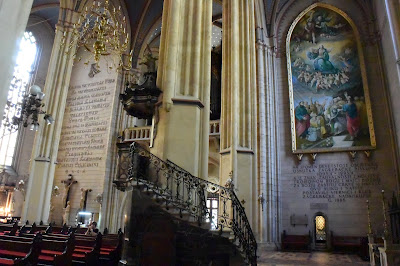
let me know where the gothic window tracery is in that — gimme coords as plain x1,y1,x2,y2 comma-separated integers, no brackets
0,32,38,167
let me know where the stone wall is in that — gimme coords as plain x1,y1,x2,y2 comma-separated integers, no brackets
372,0,400,164
271,0,399,246
52,50,120,226
11,16,55,217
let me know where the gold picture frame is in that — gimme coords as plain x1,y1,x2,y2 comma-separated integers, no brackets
287,3,376,154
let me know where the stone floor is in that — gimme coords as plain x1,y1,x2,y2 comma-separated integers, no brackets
257,251,369,266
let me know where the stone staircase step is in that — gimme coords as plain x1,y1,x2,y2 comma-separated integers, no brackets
130,177,249,265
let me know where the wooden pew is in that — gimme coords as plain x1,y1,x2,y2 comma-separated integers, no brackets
72,232,102,265
100,231,124,263
331,231,366,255
281,230,311,252
0,234,74,266
0,234,42,265
0,222,18,236
40,237,74,266
50,230,124,264
74,232,124,264
33,232,102,265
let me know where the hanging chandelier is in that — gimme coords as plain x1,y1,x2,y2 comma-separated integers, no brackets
4,85,54,132
62,0,133,71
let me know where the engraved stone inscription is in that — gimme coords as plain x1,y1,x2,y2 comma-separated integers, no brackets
57,79,116,170
292,163,380,203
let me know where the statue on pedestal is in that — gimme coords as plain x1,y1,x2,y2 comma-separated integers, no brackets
80,188,92,210
63,201,71,225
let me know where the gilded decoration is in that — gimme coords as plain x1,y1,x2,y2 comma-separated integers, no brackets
287,3,376,154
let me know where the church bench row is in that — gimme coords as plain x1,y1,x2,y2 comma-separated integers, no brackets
20,231,123,265
0,234,55,265
281,230,312,252
0,222,55,236
0,222,114,236
0,222,123,263
0,230,123,265
16,233,103,265
330,231,369,259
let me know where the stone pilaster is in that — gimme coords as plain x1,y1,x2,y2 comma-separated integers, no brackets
384,0,400,63
220,0,258,227
265,43,280,246
153,0,212,178
0,0,34,121
256,39,267,243
21,6,78,223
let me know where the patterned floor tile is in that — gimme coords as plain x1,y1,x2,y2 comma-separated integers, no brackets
257,251,369,266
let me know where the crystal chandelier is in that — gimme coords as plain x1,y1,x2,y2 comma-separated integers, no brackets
4,85,54,132
62,0,132,71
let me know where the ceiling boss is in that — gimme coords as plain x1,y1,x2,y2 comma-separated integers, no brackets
62,0,132,71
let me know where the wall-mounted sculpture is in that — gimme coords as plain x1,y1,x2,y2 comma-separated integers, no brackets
49,185,60,224
79,188,92,211
61,174,77,208
63,200,71,225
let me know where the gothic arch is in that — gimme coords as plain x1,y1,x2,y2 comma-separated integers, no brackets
273,0,373,56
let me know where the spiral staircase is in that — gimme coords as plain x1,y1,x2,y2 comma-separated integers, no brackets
114,143,257,265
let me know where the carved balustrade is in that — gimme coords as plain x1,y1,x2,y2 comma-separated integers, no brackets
209,120,220,136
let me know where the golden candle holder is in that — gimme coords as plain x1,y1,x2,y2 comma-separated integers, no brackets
367,199,372,235
381,190,389,237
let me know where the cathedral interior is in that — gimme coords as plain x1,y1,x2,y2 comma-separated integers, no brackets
0,0,399,265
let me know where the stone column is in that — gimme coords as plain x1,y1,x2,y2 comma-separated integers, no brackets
153,0,212,178
0,0,34,121
220,0,258,227
384,0,400,64
256,38,267,243
265,43,279,246
256,35,280,247
21,5,78,223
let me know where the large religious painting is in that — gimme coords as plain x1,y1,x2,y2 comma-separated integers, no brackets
287,3,376,154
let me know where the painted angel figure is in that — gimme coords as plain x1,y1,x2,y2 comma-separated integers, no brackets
304,12,316,44
315,14,332,34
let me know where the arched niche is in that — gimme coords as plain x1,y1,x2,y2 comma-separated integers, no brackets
286,3,376,154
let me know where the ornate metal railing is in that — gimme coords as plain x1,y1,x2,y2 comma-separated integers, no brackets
114,143,257,265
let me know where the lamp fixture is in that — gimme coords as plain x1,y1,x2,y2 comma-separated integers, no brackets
62,0,132,71
4,85,54,132
78,211,93,216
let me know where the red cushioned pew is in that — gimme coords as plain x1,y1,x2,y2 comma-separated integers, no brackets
0,233,74,266
47,229,123,265
73,231,124,264
0,222,18,236
17,232,98,265
26,232,102,265
0,234,41,265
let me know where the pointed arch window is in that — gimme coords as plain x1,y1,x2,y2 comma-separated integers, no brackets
0,32,38,166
